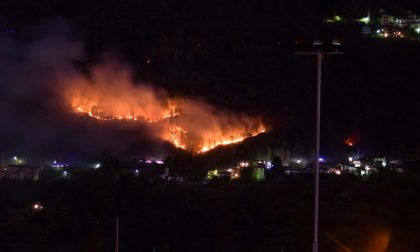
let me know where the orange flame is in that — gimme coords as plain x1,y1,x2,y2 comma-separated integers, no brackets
70,95,179,123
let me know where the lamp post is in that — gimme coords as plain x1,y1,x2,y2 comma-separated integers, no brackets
296,38,343,252
115,215,119,252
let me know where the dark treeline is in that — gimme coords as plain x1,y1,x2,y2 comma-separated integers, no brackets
0,170,420,251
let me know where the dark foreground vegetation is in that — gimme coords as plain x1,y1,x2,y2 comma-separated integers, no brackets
1,170,419,251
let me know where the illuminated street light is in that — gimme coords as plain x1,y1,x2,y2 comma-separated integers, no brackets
32,202,44,212
358,11,370,24
359,16,370,24
63,170,69,179
296,37,343,252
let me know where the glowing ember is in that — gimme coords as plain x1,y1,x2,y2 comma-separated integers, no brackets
344,137,358,147
345,139,354,146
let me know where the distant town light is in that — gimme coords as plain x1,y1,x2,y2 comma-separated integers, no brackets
382,161,387,167
239,161,249,167
325,15,342,23
297,159,302,164
94,163,101,169
207,169,219,179
32,202,44,211
135,169,139,176
359,16,370,24
416,26,420,34
318,158,324,162
13,156,17,161
349,157,353,162
313,39,323,46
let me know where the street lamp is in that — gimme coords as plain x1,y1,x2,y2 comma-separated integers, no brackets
32,202,44,212
295,37,343,252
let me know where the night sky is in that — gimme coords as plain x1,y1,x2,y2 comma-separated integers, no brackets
0,0,419,159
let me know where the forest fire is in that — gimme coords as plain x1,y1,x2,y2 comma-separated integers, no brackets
70,96,179,123
63,61,266,153
196,126,267,153
68,93,266,153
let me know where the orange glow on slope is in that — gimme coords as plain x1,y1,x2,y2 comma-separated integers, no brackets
69,95,266,153
69,91,178,123
197,126,266,153
161,123,266,153
66,84,266,153
62,61,266,153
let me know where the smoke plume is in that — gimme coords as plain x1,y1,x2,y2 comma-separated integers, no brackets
0,20,265,158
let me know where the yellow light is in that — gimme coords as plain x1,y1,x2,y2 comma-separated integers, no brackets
359,16,370,24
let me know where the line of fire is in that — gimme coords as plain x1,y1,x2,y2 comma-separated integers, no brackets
68,89,266,154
